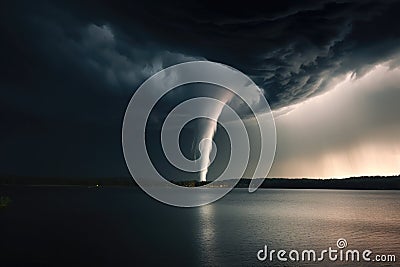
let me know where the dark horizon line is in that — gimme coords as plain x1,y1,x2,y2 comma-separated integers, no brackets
1,174,399,180
1,175,399,190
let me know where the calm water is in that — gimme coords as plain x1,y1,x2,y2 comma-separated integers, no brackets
0,187,399,266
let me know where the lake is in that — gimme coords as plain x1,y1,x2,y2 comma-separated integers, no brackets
0,187,399,266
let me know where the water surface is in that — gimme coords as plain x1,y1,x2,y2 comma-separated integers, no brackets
0,187,399,266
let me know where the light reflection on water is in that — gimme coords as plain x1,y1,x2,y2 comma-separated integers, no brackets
197,203,218,266
0,187,398,266
196,189,400,266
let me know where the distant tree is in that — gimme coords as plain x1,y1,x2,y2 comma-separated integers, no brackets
0,196,11,209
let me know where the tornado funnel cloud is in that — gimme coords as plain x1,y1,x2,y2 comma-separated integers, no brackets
196,92,233,182
198,123,217,182
122,61,276,207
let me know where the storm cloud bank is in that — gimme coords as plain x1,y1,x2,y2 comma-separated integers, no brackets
1,1,400,178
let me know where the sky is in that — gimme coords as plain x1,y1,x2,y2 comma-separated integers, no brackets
1,0,400,179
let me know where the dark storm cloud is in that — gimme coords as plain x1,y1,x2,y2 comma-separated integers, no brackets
58,0,400,108
0,1,201,177
2,0,400,113
1,0,400,177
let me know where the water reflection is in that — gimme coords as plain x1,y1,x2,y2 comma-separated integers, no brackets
194,189,400,266
1,187,398,266
197,203,218,265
